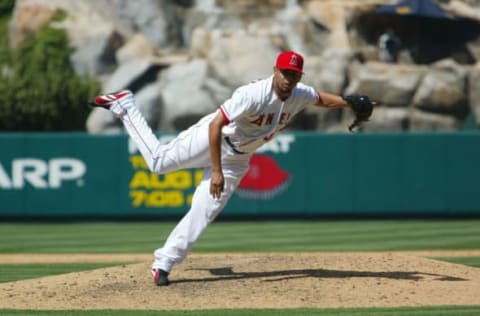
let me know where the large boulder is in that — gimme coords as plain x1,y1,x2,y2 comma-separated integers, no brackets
303,48,353,94
345,62,425,107
115,33,159,65
362,107,409,132
103,0,193,50
8,0,57,48
184,9,244,55
102,58,166,93
207,30,280,88
412,59,469,117
134,83,164,131
273,2,330,55
409,109,459,131
469,63,480,123
86,108,121,135
157,58,228,130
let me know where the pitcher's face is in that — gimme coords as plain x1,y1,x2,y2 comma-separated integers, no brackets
273,67,302,98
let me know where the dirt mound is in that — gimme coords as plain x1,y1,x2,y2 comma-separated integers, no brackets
1,253,479,310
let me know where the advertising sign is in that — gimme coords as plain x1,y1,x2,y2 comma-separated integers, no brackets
1,133,480,218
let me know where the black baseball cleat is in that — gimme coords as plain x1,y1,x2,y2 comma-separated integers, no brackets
89,90,132,109
152,268,170,286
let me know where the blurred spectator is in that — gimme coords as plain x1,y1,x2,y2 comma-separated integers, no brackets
378,28,402,63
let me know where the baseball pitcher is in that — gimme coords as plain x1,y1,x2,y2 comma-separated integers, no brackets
90,51,376,286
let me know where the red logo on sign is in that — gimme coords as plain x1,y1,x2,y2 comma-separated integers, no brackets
237,154,290,200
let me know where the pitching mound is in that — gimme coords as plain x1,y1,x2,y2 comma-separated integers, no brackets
1,252,479,310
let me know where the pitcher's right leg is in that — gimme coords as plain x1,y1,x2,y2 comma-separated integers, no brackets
90,90,161,171
151,159,249,286
152,169,228,274
90,90,211,174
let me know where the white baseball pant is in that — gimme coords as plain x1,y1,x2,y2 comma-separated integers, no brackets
111,93,251,272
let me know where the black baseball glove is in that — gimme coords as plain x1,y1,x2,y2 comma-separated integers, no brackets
343,95,376,132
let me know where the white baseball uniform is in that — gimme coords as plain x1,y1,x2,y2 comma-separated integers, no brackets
111,75,320,273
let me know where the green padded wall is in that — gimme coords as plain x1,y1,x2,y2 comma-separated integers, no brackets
0,132,479,218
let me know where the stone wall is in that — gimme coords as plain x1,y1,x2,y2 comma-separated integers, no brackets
8,0,480,133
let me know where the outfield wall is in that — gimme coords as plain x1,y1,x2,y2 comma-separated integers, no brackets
0,132,479,218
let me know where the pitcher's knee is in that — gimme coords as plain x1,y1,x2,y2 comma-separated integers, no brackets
206,203,225,223
150,156,161,173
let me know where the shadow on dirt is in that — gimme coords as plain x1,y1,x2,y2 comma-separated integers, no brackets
174,267,468,284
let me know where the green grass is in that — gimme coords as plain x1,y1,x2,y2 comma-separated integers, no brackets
0,220,479,253
433,257,480,268
1,220,479,316
0,263,128,283
1,306,480,315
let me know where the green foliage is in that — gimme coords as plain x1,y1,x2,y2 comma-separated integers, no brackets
0,0,14,16
0,10,11,66
0,10,100,131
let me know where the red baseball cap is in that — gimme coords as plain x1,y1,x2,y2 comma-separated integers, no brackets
275,51,304,74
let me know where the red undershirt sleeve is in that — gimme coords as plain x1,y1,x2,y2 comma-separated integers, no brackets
219,106,231,124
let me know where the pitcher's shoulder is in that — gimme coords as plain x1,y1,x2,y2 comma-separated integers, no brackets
236,76,272,100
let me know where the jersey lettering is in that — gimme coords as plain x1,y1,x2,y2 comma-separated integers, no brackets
250,114,265,126
264,133,275,141
250,112,292,127
279,112,290,125
265,113,275,125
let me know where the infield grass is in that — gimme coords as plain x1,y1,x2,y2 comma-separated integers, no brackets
1,306,480,315
433,256,480,268
0,220,479,253
1,220,479,316
0,263,130,283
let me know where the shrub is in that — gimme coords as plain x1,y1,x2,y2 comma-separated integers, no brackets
0,0,14,16
0,9,100,131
